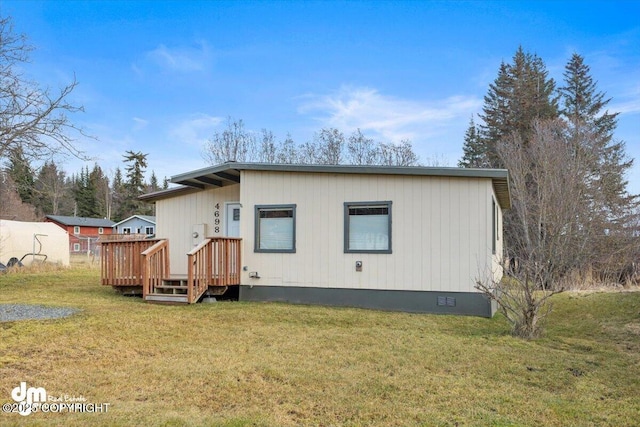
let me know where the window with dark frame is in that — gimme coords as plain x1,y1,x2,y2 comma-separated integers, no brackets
344,201,392,253
255,204,296,253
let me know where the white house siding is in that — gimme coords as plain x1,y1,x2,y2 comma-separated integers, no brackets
491,186,505,285
240,170,501,293
155,184,240,275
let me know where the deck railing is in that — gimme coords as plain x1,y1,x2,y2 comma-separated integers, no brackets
101,237,241,304
187,237,242,303
141,239,170,298
101,239,161,286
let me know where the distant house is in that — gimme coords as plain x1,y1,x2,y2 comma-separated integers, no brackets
45,215,115,254
112,215,156,237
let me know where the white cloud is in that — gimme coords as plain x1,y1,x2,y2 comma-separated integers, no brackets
132,117,149,131
611,84,640,115
169,113,223,146
297,85,481,143
142,41,212,73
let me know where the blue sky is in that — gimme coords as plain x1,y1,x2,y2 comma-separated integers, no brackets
3,1,639,193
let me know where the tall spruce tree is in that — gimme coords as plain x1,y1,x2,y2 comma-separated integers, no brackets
458,117,486,167
89,164,110,218
120,151,149,218
73,166,99,217
477,47,559,167
560,53,636,217
559,54,638,270
33,160,71,216
6,147,34,205
111,167,127,221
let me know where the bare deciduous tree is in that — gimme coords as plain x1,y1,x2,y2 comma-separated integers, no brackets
0,171,37,221
297,140,321,165
202,120,422,167
0,17,87,162
202,117,256,164
276,134,298,164
379,140,419,166
316,128,345,165
258,129,277,163
476,119,606,339
346,128,379,165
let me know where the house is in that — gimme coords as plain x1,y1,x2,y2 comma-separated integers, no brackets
0,220,70,267
46,215,115,254
112,215,156,237
101,162,510,317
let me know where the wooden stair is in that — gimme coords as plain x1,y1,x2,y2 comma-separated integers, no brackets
144,277,189,304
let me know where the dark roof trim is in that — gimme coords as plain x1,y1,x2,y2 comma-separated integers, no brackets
151,162,511,208
139,185,200,202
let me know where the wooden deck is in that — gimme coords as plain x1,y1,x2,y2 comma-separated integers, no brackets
100,237,241,304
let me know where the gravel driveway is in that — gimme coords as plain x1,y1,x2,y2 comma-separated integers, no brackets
0,304,79,322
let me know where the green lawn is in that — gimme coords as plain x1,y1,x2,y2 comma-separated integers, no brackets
0,266,638,426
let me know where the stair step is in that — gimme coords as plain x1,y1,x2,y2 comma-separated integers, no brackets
155,284,188,289
145,294,189,303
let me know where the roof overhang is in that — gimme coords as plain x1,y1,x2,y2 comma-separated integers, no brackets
142,162,511,208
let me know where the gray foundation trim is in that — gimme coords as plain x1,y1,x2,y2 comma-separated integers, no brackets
239,285,496,317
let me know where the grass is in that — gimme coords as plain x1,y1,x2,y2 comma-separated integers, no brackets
0,267,639,426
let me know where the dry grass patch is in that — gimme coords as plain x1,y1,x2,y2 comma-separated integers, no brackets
0,267,639,426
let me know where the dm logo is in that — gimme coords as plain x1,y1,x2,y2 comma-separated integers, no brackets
11,382,47,416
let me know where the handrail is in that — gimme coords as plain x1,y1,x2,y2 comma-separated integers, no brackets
211,237,242,287
101,237,240,304
187,238,212,303
141,239,170,298
187,237,242,303
100,239,161,286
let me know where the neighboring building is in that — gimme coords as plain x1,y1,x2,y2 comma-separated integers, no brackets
134,162,510,317
0,220,70,267
45,215,115,254
112,215,156,237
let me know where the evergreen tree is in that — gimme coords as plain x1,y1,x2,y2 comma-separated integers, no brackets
6,147,34,205
111,167,127,221
478,47,559,167
89,164,110,218
149,170,159,192
120,151,149,218
559,53,637,235
560,53,633,201
458,117,486,167
73,166,100,217
33,160,71,215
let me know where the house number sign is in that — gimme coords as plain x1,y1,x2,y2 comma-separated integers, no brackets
214,203,221,234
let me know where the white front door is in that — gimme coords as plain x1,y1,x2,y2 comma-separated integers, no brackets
225,203,241,237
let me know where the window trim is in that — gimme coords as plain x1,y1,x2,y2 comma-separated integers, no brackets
344,201,392,254
73,243,81,252
98,227,104,235
145,226,155,235
73,226,80,235
254,204,296,253
122,227,131,235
